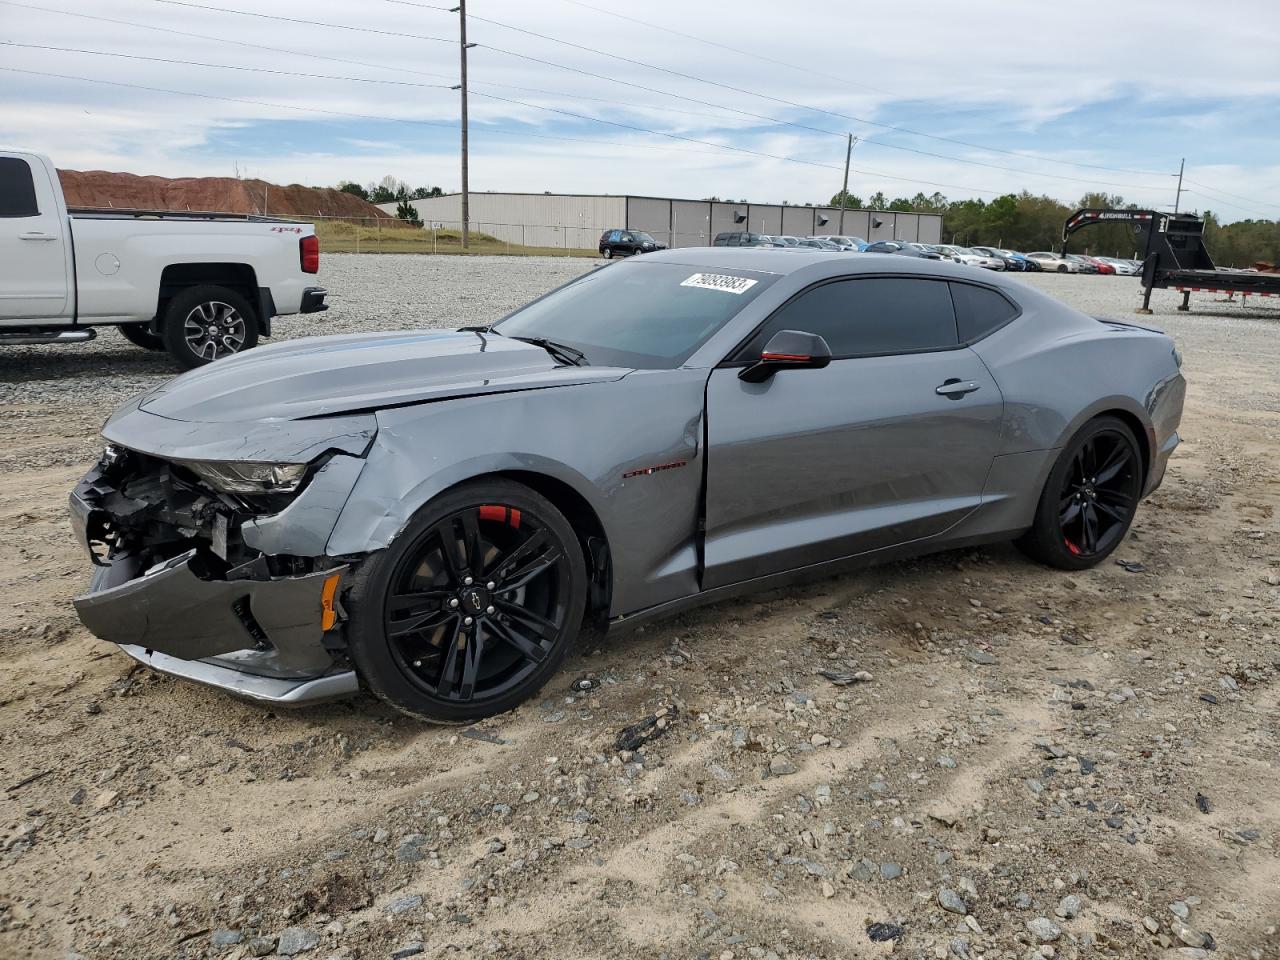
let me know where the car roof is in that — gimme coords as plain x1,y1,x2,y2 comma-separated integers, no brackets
636,246,998,282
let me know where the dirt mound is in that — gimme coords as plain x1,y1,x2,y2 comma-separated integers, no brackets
57,169,393,220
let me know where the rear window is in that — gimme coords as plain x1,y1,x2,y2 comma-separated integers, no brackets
950,282,1020,342
0,157,39,217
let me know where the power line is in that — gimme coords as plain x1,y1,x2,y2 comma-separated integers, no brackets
0,41,455,92
385,0,1175,180
554,0,896,98
0,66,843,170
111,0,1171,192
1184,180,1280,212
0,6,759,130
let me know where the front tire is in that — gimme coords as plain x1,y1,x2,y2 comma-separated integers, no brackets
343,479,588,723
117,323,165,351
1015,416,1143,570
161,285,258,370
1057,264,1068,273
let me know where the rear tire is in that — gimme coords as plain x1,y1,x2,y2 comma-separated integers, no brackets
117,323,165,351
161,285,258,370
1015,416,1143,570
602,248,613,259
343,479,588,723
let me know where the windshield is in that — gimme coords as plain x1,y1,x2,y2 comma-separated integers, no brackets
492,261,776,369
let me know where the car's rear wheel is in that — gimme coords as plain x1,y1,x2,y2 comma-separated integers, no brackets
602,247,613,259
161,285,259,370
118,323,165,351
343,479,587,723
1016,416,1143,570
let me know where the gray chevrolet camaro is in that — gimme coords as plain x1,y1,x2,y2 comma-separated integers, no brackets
70,249,1185,722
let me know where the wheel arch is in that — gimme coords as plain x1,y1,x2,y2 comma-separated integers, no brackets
156,263,268,333
327,454,616,620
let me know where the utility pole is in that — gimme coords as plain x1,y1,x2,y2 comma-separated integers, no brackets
1173,157,1185,214
837,135,856,234
452,1,472,248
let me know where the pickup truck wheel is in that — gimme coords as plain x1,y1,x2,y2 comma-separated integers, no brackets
117,324,165,351
161,285,258,369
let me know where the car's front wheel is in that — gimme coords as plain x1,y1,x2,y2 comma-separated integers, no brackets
1015,416,1143,570
343,479,587,722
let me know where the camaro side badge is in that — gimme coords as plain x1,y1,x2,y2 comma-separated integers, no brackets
622,460,688,480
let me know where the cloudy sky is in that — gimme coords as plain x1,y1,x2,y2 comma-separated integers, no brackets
2,0,1278,221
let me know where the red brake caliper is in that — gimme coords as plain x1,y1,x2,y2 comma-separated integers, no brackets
478,505,521,528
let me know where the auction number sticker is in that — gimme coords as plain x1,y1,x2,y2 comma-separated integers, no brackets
680,273,758,295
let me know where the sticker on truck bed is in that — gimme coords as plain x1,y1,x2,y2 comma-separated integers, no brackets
680,273,758,294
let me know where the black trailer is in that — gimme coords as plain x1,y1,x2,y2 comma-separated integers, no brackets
1063,208,1280,314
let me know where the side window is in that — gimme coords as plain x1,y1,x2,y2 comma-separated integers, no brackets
737,278,958,360
950,282,1020,342
0,157,40,218
607,230,620,242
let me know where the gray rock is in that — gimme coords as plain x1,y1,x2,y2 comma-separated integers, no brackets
1026,918,1062,943
965,649,998,665
390,945,425,959
1173,923,1207,948
246,936,276,957
847,858,877,882
210,929,243,947
949,937,972,958
938,887,967,915
395,843,425,863
1169,901,1190,920
276,927,321,955
879,862,903,880
386,895,422,915
1056,894,1083,919
768,756,799,777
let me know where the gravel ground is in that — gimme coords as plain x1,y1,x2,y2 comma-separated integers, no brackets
2,256,1279,960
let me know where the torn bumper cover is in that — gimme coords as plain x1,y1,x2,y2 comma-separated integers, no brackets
69,451,363,706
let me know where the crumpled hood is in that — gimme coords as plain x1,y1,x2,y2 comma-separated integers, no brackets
139,330,629,423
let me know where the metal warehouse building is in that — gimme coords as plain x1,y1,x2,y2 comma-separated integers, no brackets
379,192,943,250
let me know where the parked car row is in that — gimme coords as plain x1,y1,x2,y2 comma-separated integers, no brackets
603,228,1140,276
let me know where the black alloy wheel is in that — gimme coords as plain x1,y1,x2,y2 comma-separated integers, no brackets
345,480,587,722
1016,417,1143,570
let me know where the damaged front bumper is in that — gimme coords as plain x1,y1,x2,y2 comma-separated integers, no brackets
69,449,364,706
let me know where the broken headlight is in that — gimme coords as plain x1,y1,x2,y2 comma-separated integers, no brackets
176,460,309,495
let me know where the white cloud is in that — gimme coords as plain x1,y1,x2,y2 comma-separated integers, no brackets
1,0,1277,218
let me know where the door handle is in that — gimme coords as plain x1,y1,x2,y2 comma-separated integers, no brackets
18,232,57,241
936,379,981,398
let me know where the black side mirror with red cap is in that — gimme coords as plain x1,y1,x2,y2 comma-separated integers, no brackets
739,329,833,383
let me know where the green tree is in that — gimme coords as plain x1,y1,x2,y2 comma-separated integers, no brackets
829,189,864,209
337,180,368,201
394,198,422,227
410,186,443,200
867,191,889,211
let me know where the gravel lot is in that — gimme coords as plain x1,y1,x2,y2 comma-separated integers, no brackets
2,256,1279,960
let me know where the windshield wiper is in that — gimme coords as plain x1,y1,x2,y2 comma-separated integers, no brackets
511,336,588,366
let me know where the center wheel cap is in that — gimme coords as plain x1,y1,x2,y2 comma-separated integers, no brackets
459,586,490,615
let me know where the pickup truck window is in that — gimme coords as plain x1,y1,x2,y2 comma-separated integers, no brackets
0,157,39,218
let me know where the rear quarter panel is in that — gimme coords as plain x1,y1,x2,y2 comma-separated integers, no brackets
69,219,313,323
969,286,1184,478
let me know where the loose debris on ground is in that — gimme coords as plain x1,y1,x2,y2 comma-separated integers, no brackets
1,264,1278,959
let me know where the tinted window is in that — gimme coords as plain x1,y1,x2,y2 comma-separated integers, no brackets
0,157,39,217
950,282,1019,342
494,262,776,369
738,278,958,359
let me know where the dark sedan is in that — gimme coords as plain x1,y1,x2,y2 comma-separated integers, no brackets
863,240,943,259
599,229,666,259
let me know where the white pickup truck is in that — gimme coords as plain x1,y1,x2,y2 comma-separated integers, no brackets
0,151,328,368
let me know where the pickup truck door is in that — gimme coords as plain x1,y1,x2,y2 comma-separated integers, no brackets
0,155,69,322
